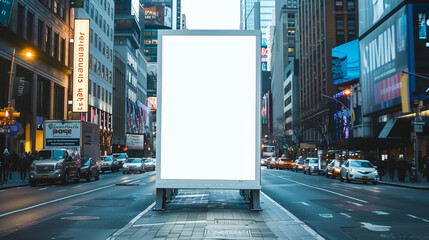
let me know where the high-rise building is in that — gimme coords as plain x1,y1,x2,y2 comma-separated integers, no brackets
241,0,275,44
298,0,357,153
75,0,115,155
0,0,73,153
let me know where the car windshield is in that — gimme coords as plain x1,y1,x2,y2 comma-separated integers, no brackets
81,158,91,166
350,161,373,168
38,150,65,160
144,159,153,163
126,159,141,163
309,159,318,164
113,154,127,159
334,161,344,167
104,156,112,162
299,160,304,164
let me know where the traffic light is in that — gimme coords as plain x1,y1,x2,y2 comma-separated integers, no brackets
0,107,20,125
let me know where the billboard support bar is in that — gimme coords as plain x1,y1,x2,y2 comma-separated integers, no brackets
154,188,166,211
250,190,262,211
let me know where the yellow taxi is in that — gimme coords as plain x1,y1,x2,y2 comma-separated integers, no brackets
277,157,294,170
325,159,345,179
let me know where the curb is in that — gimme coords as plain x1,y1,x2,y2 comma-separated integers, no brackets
379,181,429,190
0,183,28,190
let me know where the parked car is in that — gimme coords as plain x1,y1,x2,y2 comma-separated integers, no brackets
122,158,145,174
340,159,379,184
325,159,345,179
267,157,278,169
277,157,294,170
101,155,119,173
80,157,100,182
112,153,128,168
29,149,81,186
143,158,156,171
260,158,269,166
292,159,305,172
303,157,321,175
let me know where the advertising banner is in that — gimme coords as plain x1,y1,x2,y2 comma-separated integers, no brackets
412,4,429,96
72,19,90,112
45,122,81,147
332,40,360,85
156,30,261,189
144,3,172,28
0,0,14,26
126,134,144,150
360,6,408,116
359,0,404,36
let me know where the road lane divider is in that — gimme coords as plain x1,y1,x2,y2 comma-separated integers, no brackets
0,185,113,218
277,176,368,204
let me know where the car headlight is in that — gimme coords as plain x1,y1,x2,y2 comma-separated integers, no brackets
56,162,64,169
136,164,142,168
373,170,378,174
350,168,355,173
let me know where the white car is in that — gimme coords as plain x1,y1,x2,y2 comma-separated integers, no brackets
121,158,145,174
340,159,379,184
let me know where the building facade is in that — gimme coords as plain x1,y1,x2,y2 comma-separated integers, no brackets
75,0,115,156
0,0,73,154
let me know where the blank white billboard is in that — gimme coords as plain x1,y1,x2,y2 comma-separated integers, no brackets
157,30,260,187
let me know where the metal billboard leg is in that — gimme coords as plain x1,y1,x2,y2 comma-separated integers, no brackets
250,190,262,211
244,189,250,204
154,188,166,211
166,188,174,203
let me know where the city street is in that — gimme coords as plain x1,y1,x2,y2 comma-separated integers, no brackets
0,171,157,240
262,167,429,240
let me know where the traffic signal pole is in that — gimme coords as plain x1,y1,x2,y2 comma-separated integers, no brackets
5,48,15,149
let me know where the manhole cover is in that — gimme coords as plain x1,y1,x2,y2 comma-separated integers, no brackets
61,216,100,221
204,229,250,239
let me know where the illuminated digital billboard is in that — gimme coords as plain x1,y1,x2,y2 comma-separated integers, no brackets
332,39,359,85
144,3,172,28
73,19,90,112
359,0,404,36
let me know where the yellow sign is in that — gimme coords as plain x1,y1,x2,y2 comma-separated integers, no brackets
400,72,410,113
72,19,90,112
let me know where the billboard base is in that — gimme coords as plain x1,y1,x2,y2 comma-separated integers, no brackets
154,188,262,211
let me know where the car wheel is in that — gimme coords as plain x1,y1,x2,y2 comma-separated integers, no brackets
372,181,377,185
346,173,351,183
29,179,37,186
86,172,91,182
62,172,69,185
74,171,80,183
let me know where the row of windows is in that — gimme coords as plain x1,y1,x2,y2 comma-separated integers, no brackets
90,29,113,63
89,54,113,84
40,0,66,21
17,4,67,65
335,0,356,12
89,80,112,105
85,1,114,41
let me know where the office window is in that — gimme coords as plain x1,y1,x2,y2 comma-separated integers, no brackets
95,9,98,23
94,57,97,72
98,62,101,75
109,92,111,105
54,32,59,61
347,0,355,11
102,64,105,78
60,38,65,64
17,4,25,37
38,20,44,49
89,54,93,69
90,29,93,44
46,26,52,55
90,4,94,19
288,47,295,53
98,85,100,99
99,38,102,51
102,87,104,101
93,82,96,96
106,89,108,102
335,1,343,11
94,33,98,48
89,80,92,95
27,11,34,42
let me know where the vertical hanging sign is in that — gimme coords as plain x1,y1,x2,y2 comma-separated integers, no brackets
0,0,14,26
73,19,90,112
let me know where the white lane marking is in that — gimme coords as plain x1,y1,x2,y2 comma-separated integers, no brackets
319,214,333,218
407,214,429,222
133,220,208,227
277,176,368,203
372,211,389,216
299,202,310,206
347,201,363,207
121,180,132,183
38,188,48,191
56,189,66,193
0,185,112,218
340,213,352,218
360,222,391,232
261,192,325,240
106,202,156,240
72,185,85,189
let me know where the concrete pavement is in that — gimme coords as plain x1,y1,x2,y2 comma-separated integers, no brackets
0,171,28,189
107,189,324,240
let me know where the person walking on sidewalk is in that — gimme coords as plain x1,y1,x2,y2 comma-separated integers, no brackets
376,158,384,181
2,149,11,182
18,153,29,182
423,155,429,182
388,155,396,181
397,156,407,182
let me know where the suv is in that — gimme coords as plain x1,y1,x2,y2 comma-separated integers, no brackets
29,149,81,186
112,153,128,168
303,157,320,175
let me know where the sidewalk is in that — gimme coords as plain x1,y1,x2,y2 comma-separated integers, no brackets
108,189,324,240
0,171,29,189
378,172,429,190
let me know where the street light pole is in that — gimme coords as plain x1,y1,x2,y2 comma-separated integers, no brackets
5,48,16,149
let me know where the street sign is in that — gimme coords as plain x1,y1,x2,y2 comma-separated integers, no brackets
0,126,10,134
412,121,425,133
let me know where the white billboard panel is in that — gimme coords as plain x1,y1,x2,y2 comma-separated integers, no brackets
156,30,261,189
73,19,90,112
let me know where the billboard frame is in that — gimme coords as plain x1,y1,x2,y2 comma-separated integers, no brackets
155,30,261,210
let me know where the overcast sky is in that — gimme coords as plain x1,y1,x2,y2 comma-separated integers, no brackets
181,0,240,30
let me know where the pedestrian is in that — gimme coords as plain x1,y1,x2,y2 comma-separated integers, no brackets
18,152,28,182
376,158,384,181
0,153,3,185
397,156,407,182
422,155,429,182
388,155,396,181
2,149,11,182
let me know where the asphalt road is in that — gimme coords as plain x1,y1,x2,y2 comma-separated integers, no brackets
0,170,157,240
261,167,429,240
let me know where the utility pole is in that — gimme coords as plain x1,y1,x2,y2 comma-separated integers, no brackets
5,48,16,149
